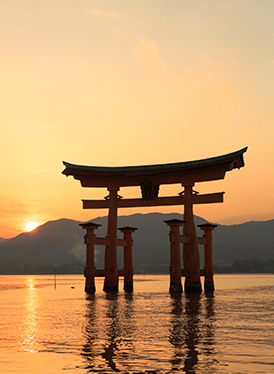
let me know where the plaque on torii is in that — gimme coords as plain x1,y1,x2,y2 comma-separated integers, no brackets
62,147,247,293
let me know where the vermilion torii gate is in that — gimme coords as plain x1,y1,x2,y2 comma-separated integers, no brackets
62,147,247,293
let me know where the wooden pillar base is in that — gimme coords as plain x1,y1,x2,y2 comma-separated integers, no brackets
124,282,133,292
169,283,183,293
185,282,202,294
103,284,118,292
103,276,119,292
85,273,96,294
85,283,96,293
204,282,215,293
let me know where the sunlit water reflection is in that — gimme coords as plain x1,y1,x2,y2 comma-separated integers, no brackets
0,274,274,373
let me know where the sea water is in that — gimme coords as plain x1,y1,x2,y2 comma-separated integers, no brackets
0,274,274,373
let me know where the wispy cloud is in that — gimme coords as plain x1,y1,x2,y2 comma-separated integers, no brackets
134,39,168,70
198,53,222,70
89,8,119,19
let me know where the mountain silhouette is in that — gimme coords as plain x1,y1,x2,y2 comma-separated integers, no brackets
0,213,273,273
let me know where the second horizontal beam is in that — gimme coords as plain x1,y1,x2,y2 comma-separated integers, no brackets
83,192,224,209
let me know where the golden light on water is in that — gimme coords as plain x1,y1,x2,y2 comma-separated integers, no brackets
22,279,38,353
0,275,274,373
28,278,35,290
25,221,40,232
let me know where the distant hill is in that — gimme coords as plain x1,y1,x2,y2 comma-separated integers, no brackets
0,219,86,267
213,220,274,261
0,213,273,274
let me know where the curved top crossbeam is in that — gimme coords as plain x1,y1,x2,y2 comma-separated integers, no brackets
62,147,247,188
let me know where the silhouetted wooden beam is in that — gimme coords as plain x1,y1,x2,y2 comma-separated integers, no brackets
82,192,224,209
94,269,125,277
178,235,208,245
197,237,207,245
192,193,224,204
181,269,206,276
94,237,127,247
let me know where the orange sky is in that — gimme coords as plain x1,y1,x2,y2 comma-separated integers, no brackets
1,0,274,238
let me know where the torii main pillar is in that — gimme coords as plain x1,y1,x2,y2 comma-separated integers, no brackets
103,187,119,292
182,183,202,293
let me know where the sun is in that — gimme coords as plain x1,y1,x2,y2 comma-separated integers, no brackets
25,221,40,232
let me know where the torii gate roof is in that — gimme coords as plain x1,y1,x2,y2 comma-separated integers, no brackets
62,147,247,188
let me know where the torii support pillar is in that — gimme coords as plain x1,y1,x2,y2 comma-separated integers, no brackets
80,221,101,293
103,187,119,292
183,184,202,293
198,223,217,292
164,219,184,293
119,226,137,292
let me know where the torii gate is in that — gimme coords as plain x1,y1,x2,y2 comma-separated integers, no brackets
62,147,247,293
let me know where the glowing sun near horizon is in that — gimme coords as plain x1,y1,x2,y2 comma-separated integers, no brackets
25,221,40,232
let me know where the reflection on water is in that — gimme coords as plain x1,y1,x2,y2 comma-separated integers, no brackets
82,294,97,370
101,293,121,372
21,278,39,353
169,294,184,369
183,294,201,373
82,291,218,373
1,275,274,373
203,295,216,368
169,294,217,373
82,292,135,372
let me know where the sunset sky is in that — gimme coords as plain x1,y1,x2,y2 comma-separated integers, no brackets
1,0,274,238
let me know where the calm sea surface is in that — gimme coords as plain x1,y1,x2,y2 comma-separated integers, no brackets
0,274,274,373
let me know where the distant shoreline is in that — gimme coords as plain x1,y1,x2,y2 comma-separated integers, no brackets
1,257,274,275
1,269,274,276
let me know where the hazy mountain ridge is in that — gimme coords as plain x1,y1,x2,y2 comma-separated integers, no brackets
0,213,273,274
0,219,84,265
212,219,274,261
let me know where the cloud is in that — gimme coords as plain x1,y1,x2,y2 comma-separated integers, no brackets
89,8,119,19
69,243,85,262
199,54,222,70
134,39,169,70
